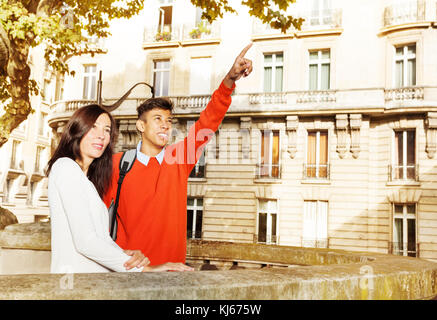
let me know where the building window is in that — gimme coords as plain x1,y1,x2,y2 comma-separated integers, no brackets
153,60,170,97
83,64,97,100
263,53,283,92
38,112,47,136
35,146,45,173
303,200,328,248
310,0,332,26
187,198,203,239
392,203,417,257
189,150,205,178
257,199,278,244
391,130,416,181
305,131,328,179
10,140,21,170
158,0,173,34
42,79,52,103
394,44,416,88
258,130,280,178
309,49,330,90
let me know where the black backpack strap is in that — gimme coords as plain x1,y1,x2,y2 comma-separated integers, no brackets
110,149,137,238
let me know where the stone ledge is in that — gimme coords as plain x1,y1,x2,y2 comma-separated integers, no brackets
0,222,50,250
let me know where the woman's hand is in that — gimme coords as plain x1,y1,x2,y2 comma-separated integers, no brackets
142,262,194,272
123,250,150,271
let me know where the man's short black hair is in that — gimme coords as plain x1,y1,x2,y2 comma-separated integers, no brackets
137,97,173,119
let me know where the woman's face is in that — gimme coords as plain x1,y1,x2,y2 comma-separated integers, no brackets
79,113,112,164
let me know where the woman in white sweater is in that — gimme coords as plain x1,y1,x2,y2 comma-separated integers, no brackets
46,104,149,273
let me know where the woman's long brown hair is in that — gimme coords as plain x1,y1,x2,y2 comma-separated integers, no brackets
46,104,117,199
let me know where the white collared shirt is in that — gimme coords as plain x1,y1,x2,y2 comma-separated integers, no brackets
136,141,165,166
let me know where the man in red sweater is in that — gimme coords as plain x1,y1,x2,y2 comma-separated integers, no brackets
103,44,253,271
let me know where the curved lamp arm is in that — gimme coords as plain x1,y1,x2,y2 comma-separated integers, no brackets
99,82,155,112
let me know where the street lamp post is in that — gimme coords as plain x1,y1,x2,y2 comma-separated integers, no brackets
96,70,154,112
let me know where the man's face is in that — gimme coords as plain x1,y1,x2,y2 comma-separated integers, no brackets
136,108,173,154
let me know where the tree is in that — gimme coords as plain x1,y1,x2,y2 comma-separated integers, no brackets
0,0,302,148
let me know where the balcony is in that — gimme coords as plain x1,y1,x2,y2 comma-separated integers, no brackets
302,238,328,249
381,0,430,33
251,8,342,41
384,86,424,102
249,92,287,105
143,23,220,48
296,90,336,103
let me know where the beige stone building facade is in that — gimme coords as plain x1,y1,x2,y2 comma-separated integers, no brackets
47,0,437,261
0,47,52,223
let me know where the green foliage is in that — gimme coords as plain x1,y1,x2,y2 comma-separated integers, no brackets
191,0,303,33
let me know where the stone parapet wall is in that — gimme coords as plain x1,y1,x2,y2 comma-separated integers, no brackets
0,223,437,299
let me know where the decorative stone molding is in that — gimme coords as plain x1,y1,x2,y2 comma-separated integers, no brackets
118,119,139,151
187,184,207,197
240,117,252,160
349,114,362,159
254,185,274,199
425,112,437,159
386,189,422,203
335,114,348,159
286,115,299,159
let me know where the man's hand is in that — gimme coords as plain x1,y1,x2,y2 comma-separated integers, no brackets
142,262,194,272
123,250,150,271
223,43,253,89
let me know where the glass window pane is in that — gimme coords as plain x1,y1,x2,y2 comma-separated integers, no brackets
407,131,415,164
187,198,194,206
271,213,277,242
259,200,267,213
395,61,403,87
195,210,203,239
321,50,330,59
407,219,416,256
197,198,203,207
394,204,403,214
394,218,403,254
258,212,267,243
162,71,169,96
264,67,272,92
408,58,416,86
187,209,193,238
407,204,415,214
321,63,330,90
269,200,277,212
309,65,318,90
396,47,403,56
309,51,318,60
275,66,283,92
276,54,283,63
264,54,272,63
407,45,415,55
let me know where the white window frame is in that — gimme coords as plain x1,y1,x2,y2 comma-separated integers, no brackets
258,130,280,178
392,203,417,257
302,200,328,248
394,44,416,87
305,130,329,178
309,0,332,26
187,198,203,239
83,64,97,100
153,60,170,97
263,53,283,93
308,49,330,90
257,199,278,245
391,129,416,181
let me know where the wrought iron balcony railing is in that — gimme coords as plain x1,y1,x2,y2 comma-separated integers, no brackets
388,164,419,182
303,163,330,180
389,241,418,257
189,164,205,179
256,163,281,179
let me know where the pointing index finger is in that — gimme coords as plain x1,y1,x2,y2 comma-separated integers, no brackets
237,43,253,59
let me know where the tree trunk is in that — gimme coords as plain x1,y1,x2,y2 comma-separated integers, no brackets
0,35,32,149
